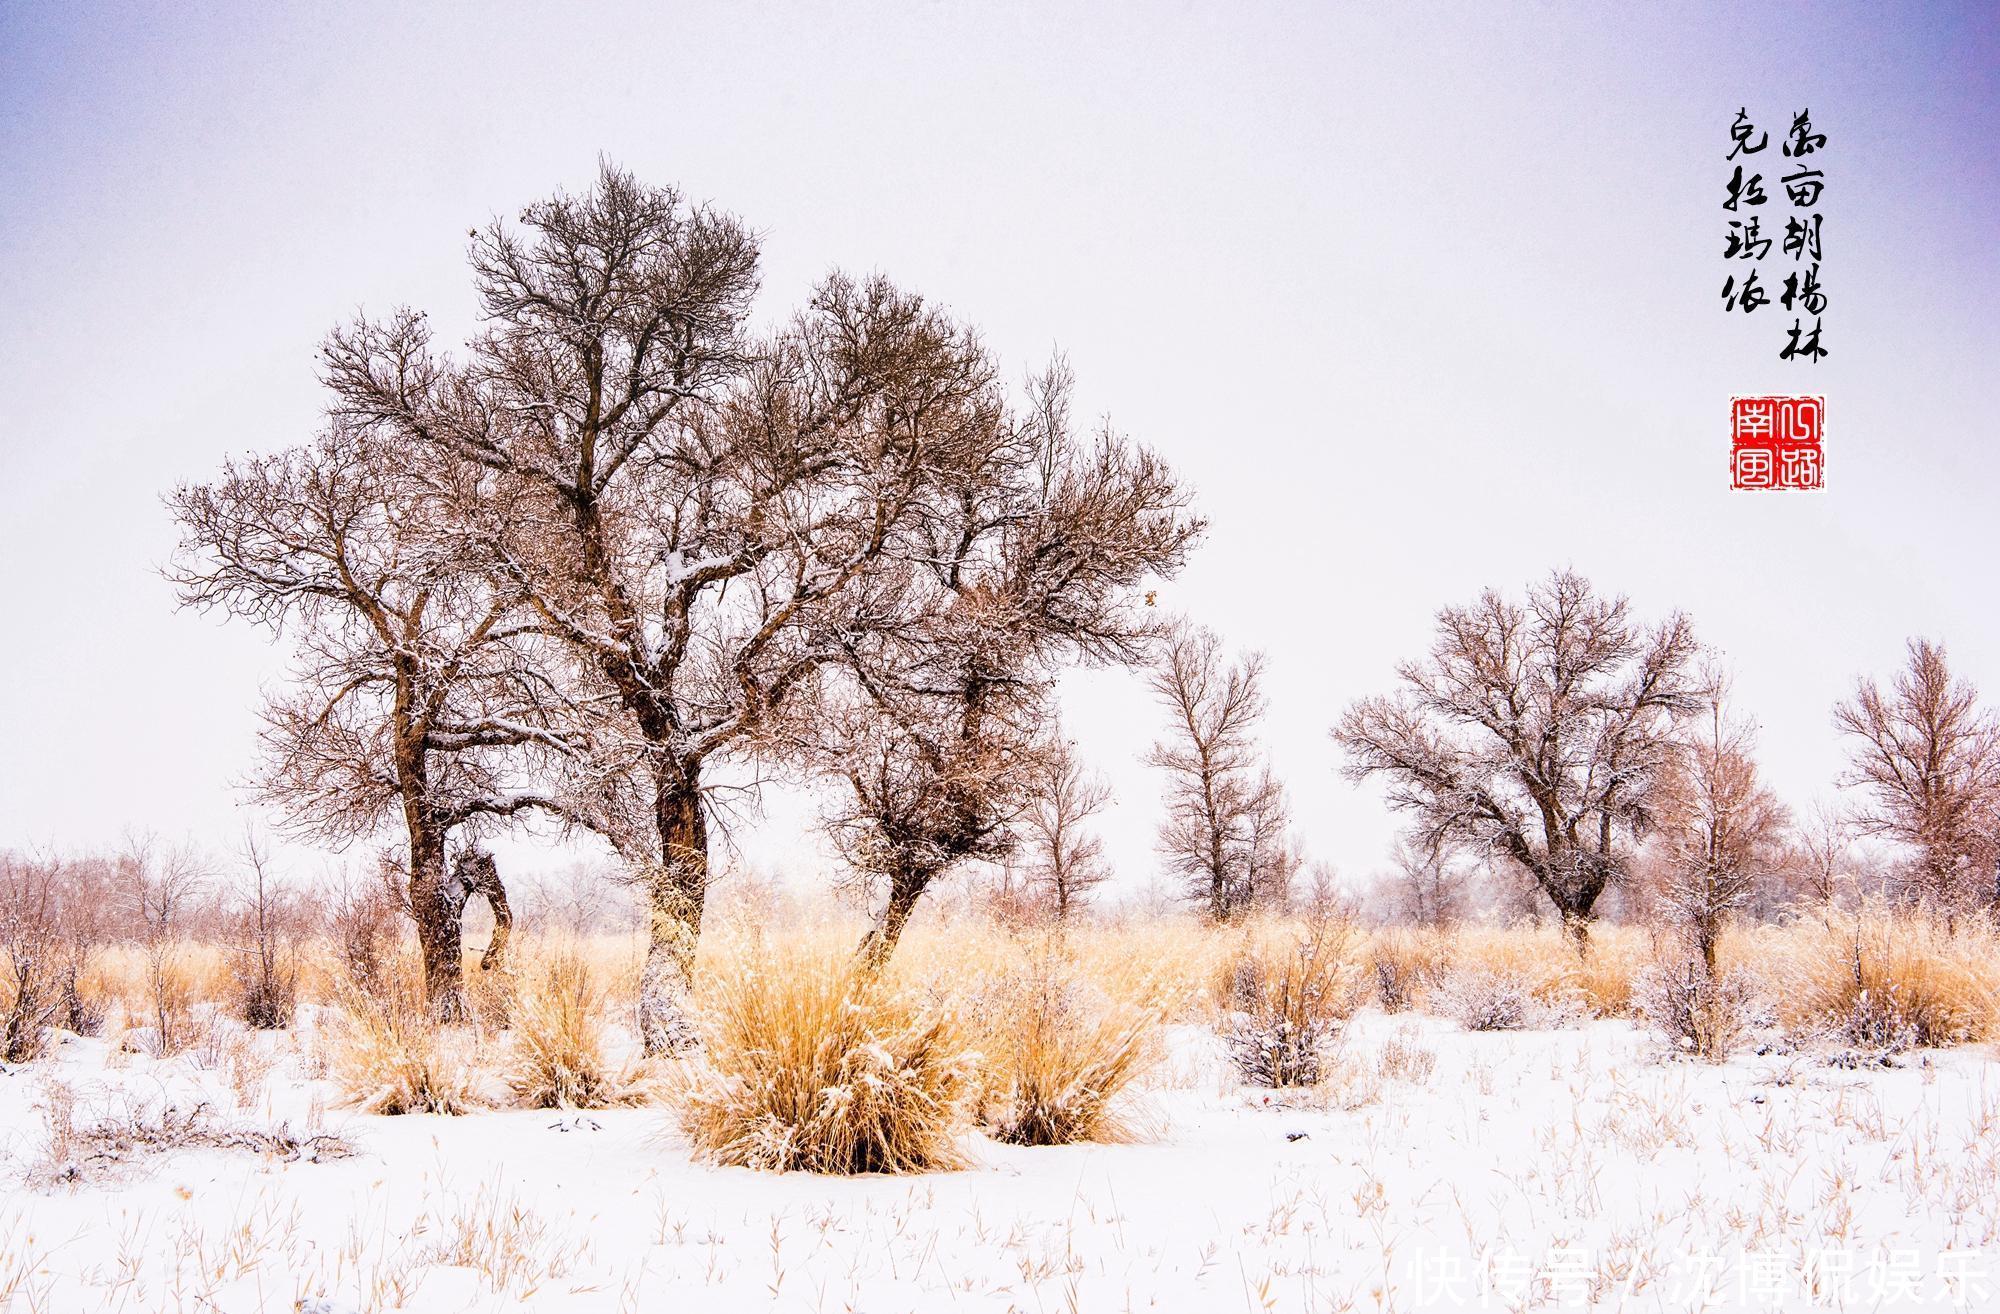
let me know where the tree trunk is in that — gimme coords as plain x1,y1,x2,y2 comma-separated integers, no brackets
1532,841,1602,956
1694,913,1719,977
1560,906,1593,956
637,788,708,1055
856,874,928,971
407,832,471,1022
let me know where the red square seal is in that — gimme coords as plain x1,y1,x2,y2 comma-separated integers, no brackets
1731,396,1824,490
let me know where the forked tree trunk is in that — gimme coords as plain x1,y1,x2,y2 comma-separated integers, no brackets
454,850,513,972
637,789,708,1055
407,832,471,1022
1530,839,1604,957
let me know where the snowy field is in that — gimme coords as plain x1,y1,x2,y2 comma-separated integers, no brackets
4,1011,1996,1314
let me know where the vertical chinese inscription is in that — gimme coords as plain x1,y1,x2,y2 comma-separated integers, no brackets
1721,108,1829,363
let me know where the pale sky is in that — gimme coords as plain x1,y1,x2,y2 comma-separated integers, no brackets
2,1,1996,897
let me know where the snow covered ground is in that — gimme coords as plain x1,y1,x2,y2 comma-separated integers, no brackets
3,1011,1996,1313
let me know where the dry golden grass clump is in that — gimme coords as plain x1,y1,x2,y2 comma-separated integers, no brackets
1360,922,1645,1020
505,944,649,1109
324,959,489,1115
676,941,977,1174
1215,914,1370,1086
971,939,1163,1146
1751,906,2000,1050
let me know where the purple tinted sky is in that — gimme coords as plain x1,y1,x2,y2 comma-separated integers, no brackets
2,2,1996,890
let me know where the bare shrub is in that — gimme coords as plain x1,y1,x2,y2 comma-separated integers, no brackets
30,1088,352,1189
1375,1025,1438,1084
975,943,1161,1145
122,840,209,1056
230,834,301,1029
1432,962,1575,1032
506,945,647,1109
1217,914,1368,1086
1368,927,1449,1014
325,865,404,997
1,855,114,1060
1634,958,1759,1061
1,861,64,1063
677,943,976,1173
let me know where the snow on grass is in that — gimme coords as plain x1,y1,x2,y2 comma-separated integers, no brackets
1,1009,1997,1312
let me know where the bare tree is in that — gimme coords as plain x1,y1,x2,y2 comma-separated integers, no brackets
1791,802,1856,913
320,165,1043,1048
1382,840,1467,929
1243,766,1304,912
1648,684,1791,973
170,426,578,1018
231,832,302,1029
818,674,1045,964
1146,624,1289,921
1335,570,1706,948
1833,638,2000,912
1021,736,1112,922
118,837,211,1053
797,365,1200,965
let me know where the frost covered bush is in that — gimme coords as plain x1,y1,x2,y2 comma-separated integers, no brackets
1634,958,1760,1061
677,944,976,1174
1368,927,1445,1014
973,942,1161,1145
1217,915,1368,1087
1433,962,1577,1032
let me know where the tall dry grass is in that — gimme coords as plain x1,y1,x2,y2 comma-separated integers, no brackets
676,938,977,1173
1745,905,2000,1049
323,956,489,1115
14,901,1998,1146
970,938,1163,1144
1214,914,1370,1086
505,944,648,1109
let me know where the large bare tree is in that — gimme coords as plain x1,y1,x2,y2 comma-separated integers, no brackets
1146,623,1292,921
1334,570,1706,947
797,365,1201,964
321,165,1046,1049
1648,682,1791,973
170,427,578,1017
1833,638,2000,911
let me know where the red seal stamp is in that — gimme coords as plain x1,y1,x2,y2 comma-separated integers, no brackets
1731,396,1823,489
